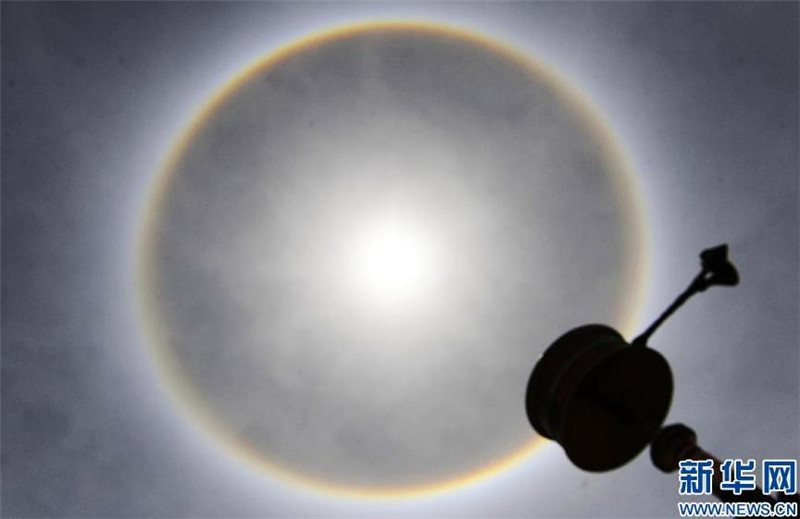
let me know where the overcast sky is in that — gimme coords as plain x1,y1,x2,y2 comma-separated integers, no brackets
2,2,798,518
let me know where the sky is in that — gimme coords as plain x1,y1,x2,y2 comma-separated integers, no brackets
2,2,798,518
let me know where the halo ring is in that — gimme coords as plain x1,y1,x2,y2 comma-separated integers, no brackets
136,20,649,499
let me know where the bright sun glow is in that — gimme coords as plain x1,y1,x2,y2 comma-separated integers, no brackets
348,216,438,309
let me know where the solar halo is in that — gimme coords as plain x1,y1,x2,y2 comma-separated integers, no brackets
137,21,648,498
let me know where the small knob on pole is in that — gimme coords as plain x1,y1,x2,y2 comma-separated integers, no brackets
650,423,785,507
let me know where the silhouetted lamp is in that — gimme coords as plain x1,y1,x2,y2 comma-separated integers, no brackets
525,244,739,471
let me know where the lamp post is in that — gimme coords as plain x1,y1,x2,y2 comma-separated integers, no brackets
523,245,799,515
526,244,739,471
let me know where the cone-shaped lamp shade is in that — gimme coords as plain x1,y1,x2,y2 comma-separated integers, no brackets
699,244,739,289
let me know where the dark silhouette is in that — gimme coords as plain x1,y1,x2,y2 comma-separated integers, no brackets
525,324,672,471
526,244,739,472
632,244,739,347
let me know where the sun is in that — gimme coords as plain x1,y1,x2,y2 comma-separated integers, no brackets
348,215,439,309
